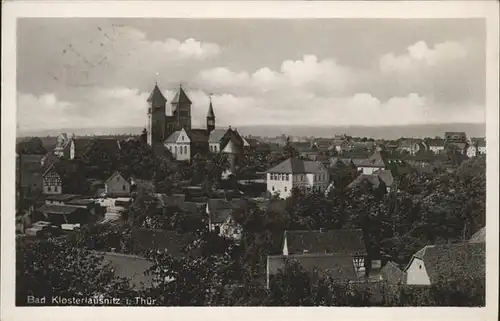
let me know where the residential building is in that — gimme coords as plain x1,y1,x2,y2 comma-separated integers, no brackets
206,198,247,241
356,150,389,174
379,261,406,284
266,157,330,198
397,139,423,155
445,131,467,142
267,253,362,288
404,242,485,286
104,171,134,197
41,163,62,195
424,138,446,154
282,229,366,256
54,133,72,158
475,138,486,154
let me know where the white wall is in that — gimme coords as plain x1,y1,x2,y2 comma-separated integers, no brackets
209,143,220,153
429,146,444,154
359,166,382,175
406,258,431,285
165,143,191,161
478,146,486,154
267,172,293,198
467,146,477,158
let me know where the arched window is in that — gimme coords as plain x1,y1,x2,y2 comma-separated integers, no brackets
175,146,178,154
184,146,187,154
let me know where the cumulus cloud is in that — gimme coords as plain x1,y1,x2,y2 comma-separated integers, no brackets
379,40,468,73
194,54,355,97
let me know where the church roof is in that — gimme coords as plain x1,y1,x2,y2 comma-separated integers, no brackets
208,128,228,143
185,129,209,143
164,130,182,143
147,84,167,105
171,86,192,104
207,100,215,117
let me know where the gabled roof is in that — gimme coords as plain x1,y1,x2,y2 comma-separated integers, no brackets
207,198,248,224
164,130,182,143
357,151,388,168
106,171,133,184
131,228,196,256
469,227,485,243
147,84,167,105
380,261,406,284
171,86,192,105
405,243,485,283
267,254,359,282
373,169,394,187
346,174,381,189
208,128,229,144
185,129,209,144
71,138,96,159
284,229,366,256
267,157,325,174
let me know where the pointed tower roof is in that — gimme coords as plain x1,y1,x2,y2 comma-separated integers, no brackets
171,85,192,104
207,97,215,118
147,84,167,105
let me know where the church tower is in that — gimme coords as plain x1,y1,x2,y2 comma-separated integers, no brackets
170,84,192,131
207,96,215,132
146,83,167,146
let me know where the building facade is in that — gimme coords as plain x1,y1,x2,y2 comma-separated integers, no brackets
266,157,330,199
42,163,62,195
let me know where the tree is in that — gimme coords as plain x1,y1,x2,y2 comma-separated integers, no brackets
16,238,138,306
16,137,48,155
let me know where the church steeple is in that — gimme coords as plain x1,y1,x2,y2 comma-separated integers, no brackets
207,95,215,132
146,83,167,146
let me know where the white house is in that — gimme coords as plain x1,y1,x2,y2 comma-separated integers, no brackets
425,138,446,154
266,157,329,199
404,243,485,286
356,150,389,175
474,138,486,154
104,171,134,197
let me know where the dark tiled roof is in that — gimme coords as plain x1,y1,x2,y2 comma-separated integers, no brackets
469,227,485,243
72,138,96,158
380,261,406,284
373,169,394,187
267,157,325,174
45,194,81,202
37,204,80,215
131,228,195,256
357,151,388,168
208,128,228,143
147,84,167,105
425,138,446,147
102,252,154,289
171,86,192,105
347,174,381,189
407,243,485,284
179,201,202,214
284,229,366,256
155,193,186,208
185,129,209,144
268,254,359,282
207,198,248,224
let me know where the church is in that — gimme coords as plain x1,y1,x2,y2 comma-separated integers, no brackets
146,83,245,171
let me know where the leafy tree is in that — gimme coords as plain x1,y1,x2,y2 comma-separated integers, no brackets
16,137,48,155
16,238,138,306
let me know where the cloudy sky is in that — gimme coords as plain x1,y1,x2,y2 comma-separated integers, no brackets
17,18,486,132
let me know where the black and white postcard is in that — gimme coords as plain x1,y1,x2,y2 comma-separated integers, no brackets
1,1,499,321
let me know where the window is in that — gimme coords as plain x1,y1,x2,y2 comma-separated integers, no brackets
284,186,287,192
175,146,178,154
122,185,126,191
181,135,184,141
184,146,187,154
180,146,183,154
116,176,120,182
48,186,52,192
54,186,58,192
272,186,275,191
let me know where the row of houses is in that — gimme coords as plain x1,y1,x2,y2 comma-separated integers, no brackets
98,225,485,294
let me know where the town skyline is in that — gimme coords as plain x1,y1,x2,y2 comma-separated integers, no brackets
17,18,486,133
